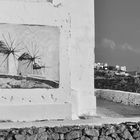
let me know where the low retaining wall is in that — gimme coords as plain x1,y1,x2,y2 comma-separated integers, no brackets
0,122,140,140
95,89,140,106
0,89,71,121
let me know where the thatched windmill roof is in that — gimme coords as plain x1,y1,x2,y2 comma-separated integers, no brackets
33,62,42,70
18,53,32,61
0,41,9,54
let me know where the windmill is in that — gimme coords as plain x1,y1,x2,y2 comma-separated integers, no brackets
0,33,22,75
18,42,41,76
0,40,9,74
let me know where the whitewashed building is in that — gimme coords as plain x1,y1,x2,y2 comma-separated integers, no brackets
18,53,33,76
115,65,120,70
120,66,127,72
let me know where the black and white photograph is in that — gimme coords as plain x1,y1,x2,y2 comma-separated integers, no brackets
2,0,140,140
0,23,59,89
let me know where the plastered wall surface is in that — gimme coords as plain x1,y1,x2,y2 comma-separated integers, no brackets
0,1,71,121
0,0,96,121
63,0,96,117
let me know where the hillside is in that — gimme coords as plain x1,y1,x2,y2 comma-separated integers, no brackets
95,70,140,93
0,74,59,89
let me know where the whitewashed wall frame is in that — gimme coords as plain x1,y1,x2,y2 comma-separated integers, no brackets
0,1,71,121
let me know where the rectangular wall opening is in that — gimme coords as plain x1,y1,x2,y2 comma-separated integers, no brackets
0,23,60,89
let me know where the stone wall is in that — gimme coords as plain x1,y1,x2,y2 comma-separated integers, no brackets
95,89,140,106
0,122,140,139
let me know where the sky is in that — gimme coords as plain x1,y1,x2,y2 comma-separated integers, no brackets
95,0,140,71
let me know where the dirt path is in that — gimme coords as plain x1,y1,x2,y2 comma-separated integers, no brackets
97,98,140,118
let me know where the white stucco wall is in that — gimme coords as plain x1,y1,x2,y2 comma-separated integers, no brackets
0,1,71,121
0,0,96,121
63,0,96,117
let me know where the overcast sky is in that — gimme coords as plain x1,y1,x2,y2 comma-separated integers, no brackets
95,0,140,71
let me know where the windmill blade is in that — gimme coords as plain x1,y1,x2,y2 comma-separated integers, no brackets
34,56,41,60
8,32,16,49
14,47,24,53
5,33,23,60
22,60,32,69
21,59,32,68
11,47,17,56
33,51,41,62
22,60,30,65
13,53,20,60
8,32,12,45
34,43,37,51
44,66,51,68
31,42,40,59
13,54,16,60
25,44,31,56
14,41,24,52
26,60,32,68
0,54,9,67
31,41,34,56
34,43,38,55
12,46,23,53
34,49,39,57
12,47,16,53
2,34,10,48
15,53,20,58
11,41,24,54
16,41,23,47
10,38,16,49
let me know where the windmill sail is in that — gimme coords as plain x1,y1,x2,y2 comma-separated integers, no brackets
0,41,9,74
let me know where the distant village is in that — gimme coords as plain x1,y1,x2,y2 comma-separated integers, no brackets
94,62,139,77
